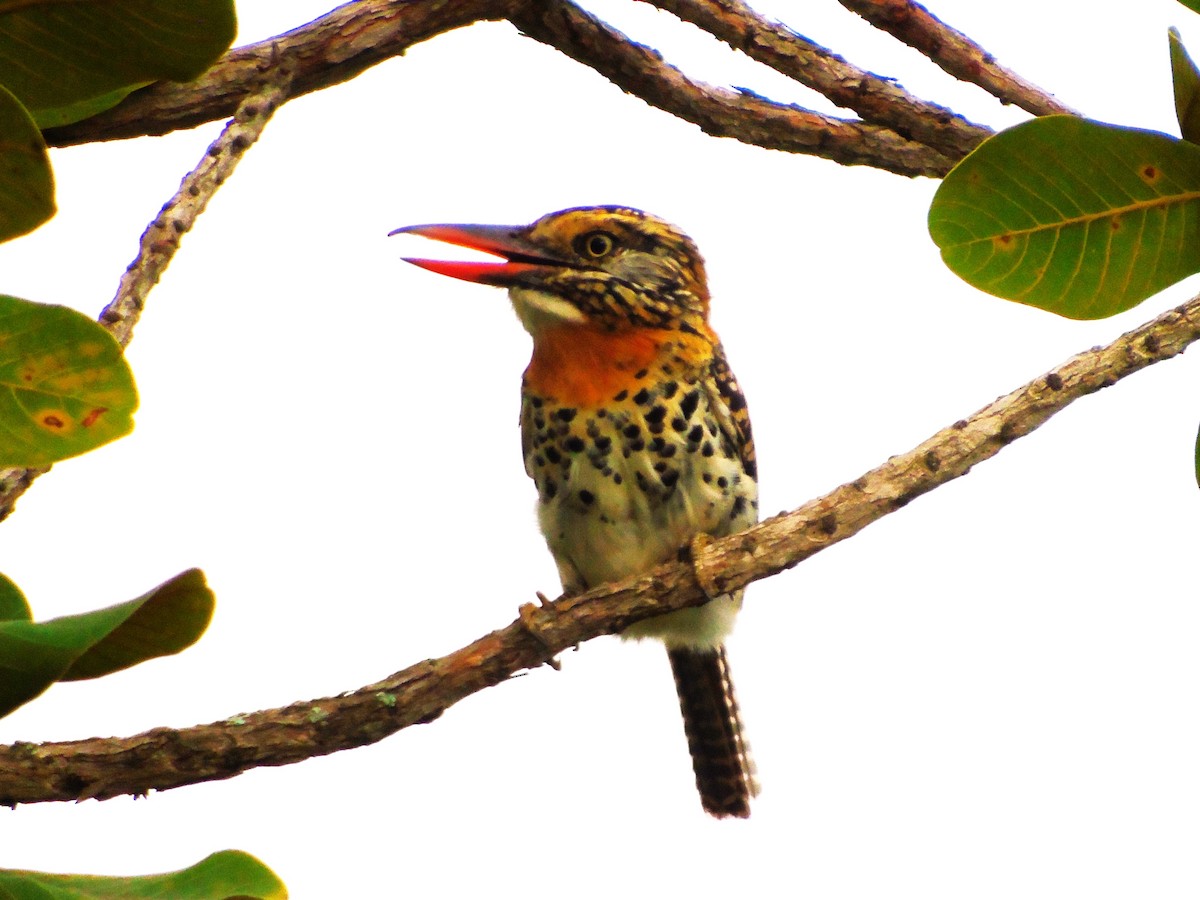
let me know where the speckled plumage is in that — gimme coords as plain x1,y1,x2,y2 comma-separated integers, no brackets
395,206,760,818
522,337,757,645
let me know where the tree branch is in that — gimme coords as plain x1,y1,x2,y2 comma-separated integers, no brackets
510,0,955,176
836,0,1075,116
645,0,989,159
4,286,1198,806
0,63,294,522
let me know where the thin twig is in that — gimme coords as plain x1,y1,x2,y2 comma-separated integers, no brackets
3,285,1197,805
837,0,1076,116
0,63,295,522
645,0,990,159
101,59,295,348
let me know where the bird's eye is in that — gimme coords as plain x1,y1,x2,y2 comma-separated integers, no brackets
577,231,616,259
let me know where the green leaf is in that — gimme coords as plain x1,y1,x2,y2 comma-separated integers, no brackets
1171,28,1200,143
0,569,214,719
0,295,138,467
0,850,287,899
1195,419,1200,488
31,84,145,131
1178,0,1200,13
0,0,237,128
0,573,31,622
929,116,1200,319
0,84,53,242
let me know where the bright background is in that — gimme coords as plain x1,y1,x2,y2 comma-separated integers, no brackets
3,1,1200,897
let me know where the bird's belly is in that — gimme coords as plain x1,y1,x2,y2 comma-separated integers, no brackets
535,439,754,648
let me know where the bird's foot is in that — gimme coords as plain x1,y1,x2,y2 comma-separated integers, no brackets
686,533,722,601
519,592,562,670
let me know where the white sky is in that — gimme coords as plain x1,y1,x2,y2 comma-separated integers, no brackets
3,1,1200,897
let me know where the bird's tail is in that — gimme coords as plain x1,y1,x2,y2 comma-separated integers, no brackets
667,644,759,818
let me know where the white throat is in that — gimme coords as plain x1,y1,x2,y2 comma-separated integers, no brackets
509,287,587,334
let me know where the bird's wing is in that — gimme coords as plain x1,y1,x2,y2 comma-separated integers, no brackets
704,341,757,482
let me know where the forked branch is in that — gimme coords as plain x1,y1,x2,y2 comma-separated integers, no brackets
39,0,1041,176
644,0,988,158
0,63,294,521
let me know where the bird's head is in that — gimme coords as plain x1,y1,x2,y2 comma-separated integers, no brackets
390,206,711,337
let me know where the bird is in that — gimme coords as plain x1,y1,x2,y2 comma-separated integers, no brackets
390,206,759,818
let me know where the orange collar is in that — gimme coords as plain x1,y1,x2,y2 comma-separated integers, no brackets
523,325,662,408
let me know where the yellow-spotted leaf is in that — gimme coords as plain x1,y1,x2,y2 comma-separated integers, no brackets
0,83,53,242
1172,29,1200,143
929,116,1200,319
0,850,287,899
0,569,213,718
0,295,137,466
0,0,236,128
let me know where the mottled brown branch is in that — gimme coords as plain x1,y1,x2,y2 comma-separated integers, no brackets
645,0,989,159
4,287,1199,806
837,0,1075,116
511,0,955,176
0,66,293,522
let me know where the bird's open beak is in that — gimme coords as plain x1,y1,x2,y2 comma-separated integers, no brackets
389,222,562,287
